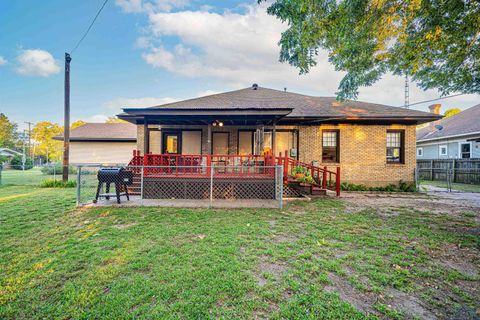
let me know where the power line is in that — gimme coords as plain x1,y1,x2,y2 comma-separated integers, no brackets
70,0,109,54
402,93,467,107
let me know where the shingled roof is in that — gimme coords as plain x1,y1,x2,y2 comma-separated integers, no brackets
138,85,439,121
54,123,137,141
417,104,480,142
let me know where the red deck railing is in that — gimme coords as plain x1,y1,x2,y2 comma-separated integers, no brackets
127,150,340,196
276,150,340,196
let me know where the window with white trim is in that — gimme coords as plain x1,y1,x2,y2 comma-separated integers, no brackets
439,145,448,156
460,143,471,159
417,148,423,157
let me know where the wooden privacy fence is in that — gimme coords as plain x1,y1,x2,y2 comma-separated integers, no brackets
417,159,480,184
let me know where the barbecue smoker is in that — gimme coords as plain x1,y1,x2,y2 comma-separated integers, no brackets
94,167,133,204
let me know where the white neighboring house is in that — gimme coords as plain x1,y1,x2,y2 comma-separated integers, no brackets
0,148,22,169
416,104,480,159
53,123,137,165
0,148,22,158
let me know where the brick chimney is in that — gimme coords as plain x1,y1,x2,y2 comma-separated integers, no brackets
428,104,441,115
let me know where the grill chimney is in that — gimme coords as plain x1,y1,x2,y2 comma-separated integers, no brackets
252,83,258,90
428,104,441,115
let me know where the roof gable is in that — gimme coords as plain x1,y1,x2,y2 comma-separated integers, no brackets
417,104,480,141
54,123,137,141
119,85,441,124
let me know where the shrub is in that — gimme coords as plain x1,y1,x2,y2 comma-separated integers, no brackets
41,163,77,175
39,179,76,188
10,155,34,170
340,181,416,192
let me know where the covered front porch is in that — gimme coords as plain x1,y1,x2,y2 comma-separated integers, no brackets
123,108,298,159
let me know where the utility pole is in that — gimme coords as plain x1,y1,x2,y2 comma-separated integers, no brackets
24,121,33,157
63,53,72,181
404,74,410,109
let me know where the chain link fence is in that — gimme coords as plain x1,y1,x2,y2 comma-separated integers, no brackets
0,163,76,187
76,165,283,208
416,165,480,193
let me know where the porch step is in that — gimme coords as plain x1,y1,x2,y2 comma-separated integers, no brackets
311,187,327,196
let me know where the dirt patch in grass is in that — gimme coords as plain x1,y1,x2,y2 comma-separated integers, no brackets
383,287,437,319
324,272,378,316
253,256,289,287
341,192,480,217
113,223,136,230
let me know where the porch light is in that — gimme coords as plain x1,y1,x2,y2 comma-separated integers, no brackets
212,120,223,127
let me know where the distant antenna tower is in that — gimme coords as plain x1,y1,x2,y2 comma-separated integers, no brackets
404,74,410,108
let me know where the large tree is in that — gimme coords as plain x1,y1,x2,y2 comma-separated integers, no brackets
31,122,63,162
0,113,18,149
31,120,86,162
261,0,480,100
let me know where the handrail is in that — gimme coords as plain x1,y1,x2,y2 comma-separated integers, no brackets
277,150,340,196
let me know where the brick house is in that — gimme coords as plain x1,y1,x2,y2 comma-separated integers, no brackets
118,84,440,187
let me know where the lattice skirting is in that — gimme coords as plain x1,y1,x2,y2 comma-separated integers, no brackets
143,177,276,200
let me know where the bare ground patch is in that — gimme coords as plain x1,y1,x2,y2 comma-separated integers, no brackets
253,255,289,287
341,192,480,217
324,272,378,316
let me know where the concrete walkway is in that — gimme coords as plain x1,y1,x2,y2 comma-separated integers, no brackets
422,184,480,207
83,196,281,209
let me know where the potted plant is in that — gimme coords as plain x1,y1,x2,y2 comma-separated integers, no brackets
291,166,307,180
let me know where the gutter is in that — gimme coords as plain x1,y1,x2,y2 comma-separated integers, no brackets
417,131,480,143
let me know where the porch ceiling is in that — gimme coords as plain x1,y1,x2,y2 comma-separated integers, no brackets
118,108,293,125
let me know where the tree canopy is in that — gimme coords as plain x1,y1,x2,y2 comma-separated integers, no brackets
0,113,18,149
32,122,63,162
31,120,86,162
105,116,128,123
260,0,480,100
444,107,461,118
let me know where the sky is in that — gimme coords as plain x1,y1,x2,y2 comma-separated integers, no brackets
0,0,479,130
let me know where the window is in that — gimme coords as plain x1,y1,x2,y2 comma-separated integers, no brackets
253,130,298,157
238,131,254,155
212,132,229,154
386,130,404,163
322,130,339,163
276,131,298,157
182,131,202,154
460,143,471,159
439,145,448,156
417,148,423,157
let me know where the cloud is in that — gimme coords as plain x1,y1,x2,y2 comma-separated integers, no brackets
115,0,190,13
103,96,179,110
15,49,60,77
196,90,220,97
140,4,344,94
85,114,110,123
0,56,6,65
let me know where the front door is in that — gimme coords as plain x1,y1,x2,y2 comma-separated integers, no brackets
162,132,181,154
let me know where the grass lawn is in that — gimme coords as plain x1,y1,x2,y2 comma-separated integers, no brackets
0,186,479,319
420,180,480,193
0,167,50,186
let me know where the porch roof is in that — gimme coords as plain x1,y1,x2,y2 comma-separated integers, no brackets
118,108,293,125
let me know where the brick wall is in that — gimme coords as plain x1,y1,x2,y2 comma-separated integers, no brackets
298,124,416,186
